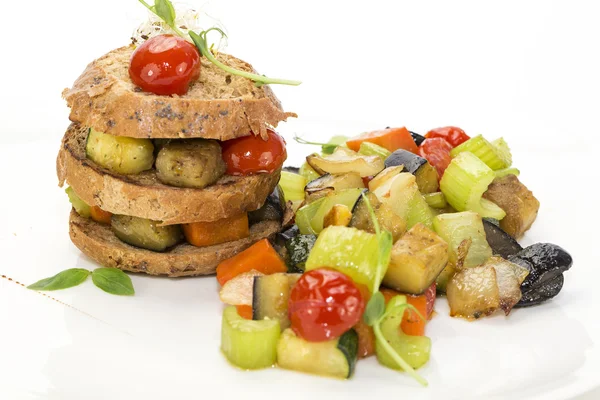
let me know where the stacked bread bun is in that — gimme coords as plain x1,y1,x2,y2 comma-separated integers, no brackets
57,43,295,277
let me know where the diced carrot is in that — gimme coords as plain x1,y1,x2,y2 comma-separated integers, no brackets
380,287,430,336
216,239,287,286
90,206,112,224
354,320,376,358
236,305,253,320
183,213,249,247
346,127,419,154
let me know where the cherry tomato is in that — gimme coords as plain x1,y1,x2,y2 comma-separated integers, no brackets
129,35,200,96
288,269,366,342
425,126,470,148
419,138,453,177
221,130,287,175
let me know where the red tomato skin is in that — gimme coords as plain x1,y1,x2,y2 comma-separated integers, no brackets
288,269,366,342
419,138,453,177
221,130,287,175
129,35,200,96
425,126,470,148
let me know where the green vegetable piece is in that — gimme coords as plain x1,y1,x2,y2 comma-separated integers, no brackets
358,142,392,160
450,135,509,170
65,187,91,218
494,167,520,179
440,152,506,220
491,137,512,166
424,192,448,209
91,268,135,296
221,306,280,369
279,171,307,202
309,188,363,233
28,268,90,291
299,161,320,182
406,193,434,230
363,291,385,326
285,234,317,272
154,0,176,26
305,226,383,293
295,197,327,234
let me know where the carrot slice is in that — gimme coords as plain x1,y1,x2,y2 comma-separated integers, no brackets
216,239,287,286
236,305,253,320
183,213,249,247
381,287,430,336
346,127,419,154
90,206,112,225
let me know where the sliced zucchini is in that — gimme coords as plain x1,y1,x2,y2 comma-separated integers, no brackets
111,215,183,252
384,223,449,294
65,187,91,218
277,328,358,379
285,234,317,272
221,306,280,369
304,173,365,203
385,149,439,194
252,273,301,330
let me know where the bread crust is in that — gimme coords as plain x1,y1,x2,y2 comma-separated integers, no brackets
57,124,281,225
69,211,280,277
62,46,296,140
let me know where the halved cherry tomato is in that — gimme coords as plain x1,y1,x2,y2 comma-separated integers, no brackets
221,130,287,175
425,126,470,148
419,138,453,177
288,269,366,342
129,35,201,96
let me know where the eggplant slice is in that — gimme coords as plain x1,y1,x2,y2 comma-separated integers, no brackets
248,185,286,225
410,131,426,146
509,243,573,307
483,219,523,258
384,149,439,193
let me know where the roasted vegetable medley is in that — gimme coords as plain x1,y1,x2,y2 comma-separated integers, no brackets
214,125,573,385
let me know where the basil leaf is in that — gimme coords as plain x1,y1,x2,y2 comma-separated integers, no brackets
28,268,90,291
154,0,176,26
363,291,385,326
91,268,135,296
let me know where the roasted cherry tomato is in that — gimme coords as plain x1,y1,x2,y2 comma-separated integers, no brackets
288,269,366,342
419,138,453,177
425,126,470,148
129,35,200,96
221,130,287,175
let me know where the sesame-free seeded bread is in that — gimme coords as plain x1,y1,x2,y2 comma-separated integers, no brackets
62,45,297,140
69,210,280,277
57,123,281,225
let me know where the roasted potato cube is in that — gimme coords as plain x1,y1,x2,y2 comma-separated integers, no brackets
483,175,540,239
323,204,352,228
383,223,449,294
350,192,406,242
447,266,500,319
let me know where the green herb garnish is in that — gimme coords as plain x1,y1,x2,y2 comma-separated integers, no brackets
294,134,349,154
138,0,301,87
360,192,429,387
28,267,135,296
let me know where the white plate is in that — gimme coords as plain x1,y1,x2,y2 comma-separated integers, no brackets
0,119,598,400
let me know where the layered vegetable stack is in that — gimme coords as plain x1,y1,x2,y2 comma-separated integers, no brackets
56,19,297,276
216,126,573,385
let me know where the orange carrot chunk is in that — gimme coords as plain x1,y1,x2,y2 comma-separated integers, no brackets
183,213,249,248
381,287,429,336
346,127,419,154
236,305,253,320
216,239,287,286
90,206,113,225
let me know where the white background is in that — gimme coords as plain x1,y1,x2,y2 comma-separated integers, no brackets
0,1,599,399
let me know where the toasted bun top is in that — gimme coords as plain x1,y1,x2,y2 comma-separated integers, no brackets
57,124,281,225
63,45,296,140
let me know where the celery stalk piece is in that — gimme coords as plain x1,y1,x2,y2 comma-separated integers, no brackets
406,193,434,230
494,167,520,179
424,192,448,209
279,171,307,202
305,226,384,292
309,188,363,233
359,142,392,160
450,135,509,170
491,137,512,166
221,306,280,370
296,197,327,234
440,152,506,220
299,161,320,183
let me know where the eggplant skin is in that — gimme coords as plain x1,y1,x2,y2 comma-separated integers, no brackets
483,219,522,259
384,149,427,172
516,274,564,308
410,131,426,146
248,186,285,225
283,166,300,174
509,243,573,307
